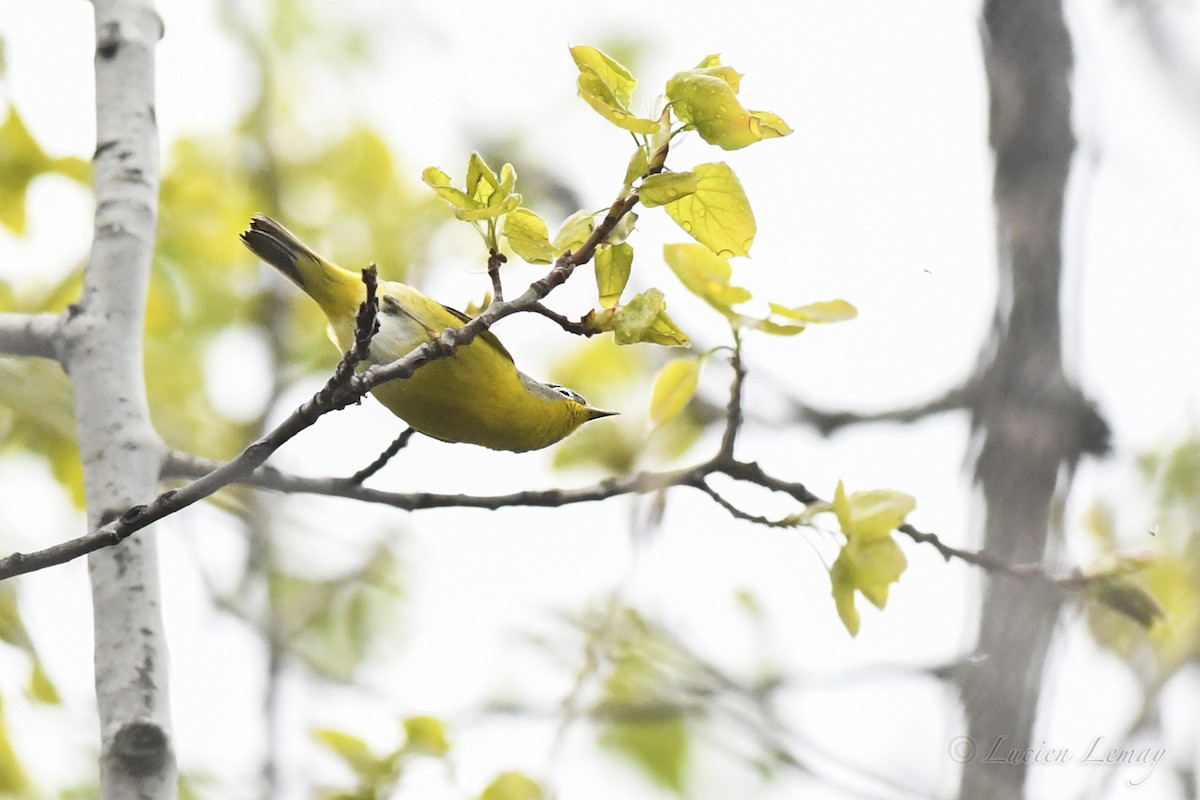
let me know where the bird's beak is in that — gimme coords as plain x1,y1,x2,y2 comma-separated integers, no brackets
586,408,619,421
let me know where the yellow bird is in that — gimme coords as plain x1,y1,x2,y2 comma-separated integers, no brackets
241,214,614,452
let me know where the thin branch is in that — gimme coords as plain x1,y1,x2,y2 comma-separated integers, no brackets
487,250,506,303
897,523,1088,588
528,302,597,337
788,382,976,436
0,312,62,360
161,449,696,511
346,428,415,485
159,448,1079,590
690,478,799,529
716,335,745,460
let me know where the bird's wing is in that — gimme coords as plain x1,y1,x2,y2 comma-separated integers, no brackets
438,303,516,363
377,288,516,365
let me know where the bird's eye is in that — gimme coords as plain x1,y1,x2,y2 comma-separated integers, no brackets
548,383,587,404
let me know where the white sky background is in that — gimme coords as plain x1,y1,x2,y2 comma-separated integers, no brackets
1,0,1200,798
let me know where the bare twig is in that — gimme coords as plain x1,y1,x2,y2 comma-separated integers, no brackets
346,428,416,485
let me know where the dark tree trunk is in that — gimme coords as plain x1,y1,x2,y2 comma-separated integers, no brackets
960,1,1109,797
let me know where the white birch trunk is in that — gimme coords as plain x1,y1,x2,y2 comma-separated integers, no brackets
58,0,176,796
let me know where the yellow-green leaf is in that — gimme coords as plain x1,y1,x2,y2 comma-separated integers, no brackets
639,171,699,208
553,210,596,255
493,162,517,205
749,109,793,139
650,358,701,427
741,316,806,337
830,558,861,636
1090,574,1165,629
0,696,29,795
830,537,908,636
665,66,789,151
834,482,917,542
571,46,662,135
624,147,650,187
614,289,689,347
403,715,450,757
570,45,637,109
691,56,744,93
479,771,544,800
466,152,500,205
577,70,663,135
454,192,520,221
663,163,755,257
28,660,60,704
662,242,752,314
604,210,637,246
769,299,857,324
503,208,555,264
0,108,91,234
601,717,688,792
313,729,376,774
595,243,633,308
829,481,913,636
422,166,480,212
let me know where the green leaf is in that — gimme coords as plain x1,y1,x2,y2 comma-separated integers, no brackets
615,289,689,347
665,59,791,151
403,715,450,757
552,210,596,255
663,163,755,257
502,208,556,264
639,171,699,208
662,242,752,315
650,358,701,427
479,771,544,800
768,299,858,324
595,243,633,308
